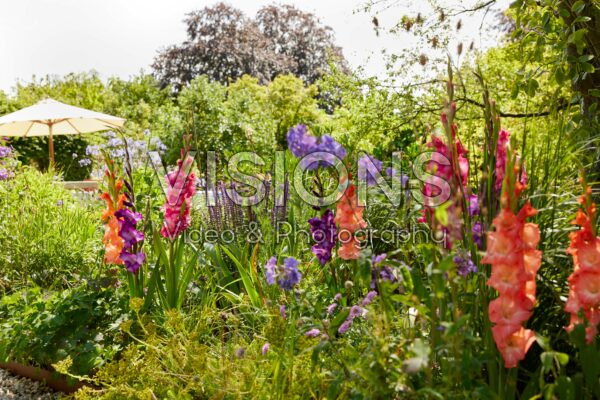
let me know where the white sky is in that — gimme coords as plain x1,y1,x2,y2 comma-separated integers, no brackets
0,0,510,93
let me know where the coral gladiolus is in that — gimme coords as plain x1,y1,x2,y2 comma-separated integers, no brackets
565,181,600,343
100,180,127,265
491,325,536,369
483,155,541,368
335,183,367,260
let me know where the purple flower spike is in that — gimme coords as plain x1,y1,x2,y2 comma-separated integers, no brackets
120,251,145,273
115,209,145,249
308,209,336,265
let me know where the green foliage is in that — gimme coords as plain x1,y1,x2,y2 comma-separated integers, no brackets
319,70,420,154
0,167,101,291
0,284,128,375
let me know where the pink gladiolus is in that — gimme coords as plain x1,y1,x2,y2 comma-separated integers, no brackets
161,155,196,239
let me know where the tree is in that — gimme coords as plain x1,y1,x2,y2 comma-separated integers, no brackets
256,5,345,84
152,3,345,90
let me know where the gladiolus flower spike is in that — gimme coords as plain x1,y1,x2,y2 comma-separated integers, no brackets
482,146,540,368
565,176,600,344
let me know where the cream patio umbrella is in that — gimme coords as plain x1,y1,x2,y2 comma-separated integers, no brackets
0,98,126,164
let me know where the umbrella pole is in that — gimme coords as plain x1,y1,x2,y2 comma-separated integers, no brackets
48,123,54,166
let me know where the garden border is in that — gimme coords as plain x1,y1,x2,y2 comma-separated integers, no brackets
0,361,92,394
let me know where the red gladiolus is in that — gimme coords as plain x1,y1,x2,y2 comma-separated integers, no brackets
483,155,541,368
565,181,600,344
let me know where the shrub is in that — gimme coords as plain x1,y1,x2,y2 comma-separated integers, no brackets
0,167,102,291
0,284,128,375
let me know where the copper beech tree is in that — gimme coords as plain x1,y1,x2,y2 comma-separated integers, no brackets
152,3,346,91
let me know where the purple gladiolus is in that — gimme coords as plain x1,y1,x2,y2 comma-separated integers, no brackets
308,209,337,265
115,209,145,248
305,328,321,338
120,252,145,274
114,208,145,274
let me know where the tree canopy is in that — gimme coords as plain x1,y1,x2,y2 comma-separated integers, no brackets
152,3,346,91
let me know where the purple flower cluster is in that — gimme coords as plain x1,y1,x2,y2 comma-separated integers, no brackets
361,291,378,306
261,343,270,355
305,328,321,338
115,208,145,273
0,146,11,158
358,155,383,186
286,124,346,170
453,252,477,277
370,253,397,289
264,256,302,291
467,194,484,249
308,209,337,265
0,145,16,181
337,292,376,335
84,131,167,177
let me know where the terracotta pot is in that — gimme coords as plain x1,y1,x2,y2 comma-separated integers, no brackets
0,361,87,393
